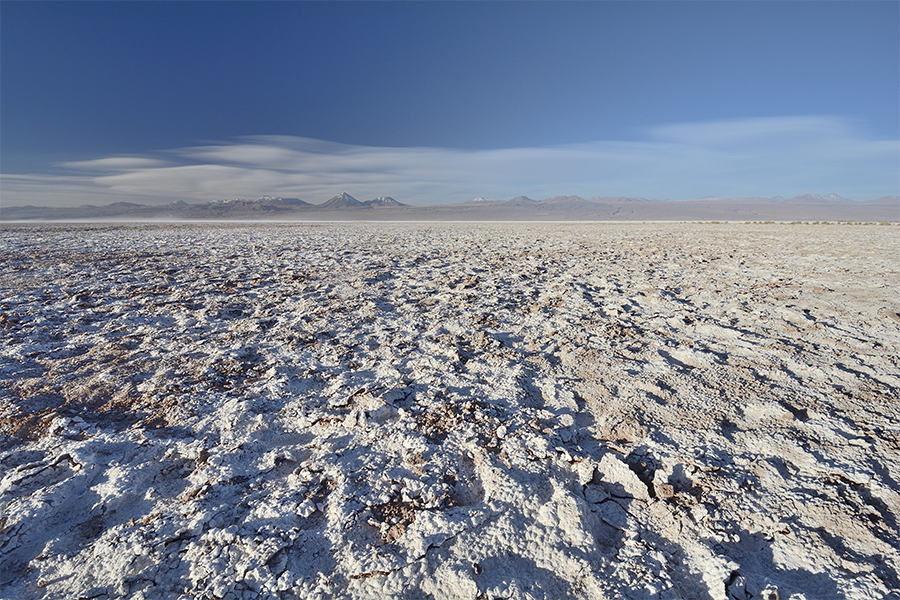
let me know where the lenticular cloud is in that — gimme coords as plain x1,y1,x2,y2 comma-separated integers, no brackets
4,115,897,207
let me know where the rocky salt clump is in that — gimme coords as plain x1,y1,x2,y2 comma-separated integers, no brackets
1,222,898,599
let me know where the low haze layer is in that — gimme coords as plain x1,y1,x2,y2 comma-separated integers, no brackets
3,117,898,208
3,191,898,223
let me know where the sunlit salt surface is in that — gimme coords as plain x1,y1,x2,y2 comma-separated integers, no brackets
1,222,898,599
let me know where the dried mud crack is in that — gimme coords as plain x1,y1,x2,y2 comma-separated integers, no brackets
1,221,898,600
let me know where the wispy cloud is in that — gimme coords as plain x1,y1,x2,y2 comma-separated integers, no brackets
63,157,172,171
3,116,897,207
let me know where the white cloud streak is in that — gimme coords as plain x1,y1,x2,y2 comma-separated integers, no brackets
3,116,897,208
62,157,172,171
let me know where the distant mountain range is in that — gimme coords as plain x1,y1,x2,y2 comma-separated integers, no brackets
3,192,898,222
317,192,406,209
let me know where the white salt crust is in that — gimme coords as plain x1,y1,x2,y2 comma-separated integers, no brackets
1,222,898,600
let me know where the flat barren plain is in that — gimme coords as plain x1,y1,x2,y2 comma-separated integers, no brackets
1,222,898,600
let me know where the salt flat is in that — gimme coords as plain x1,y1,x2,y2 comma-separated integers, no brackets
1,222,898,600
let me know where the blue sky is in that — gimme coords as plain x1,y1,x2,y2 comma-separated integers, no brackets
2,1,898,206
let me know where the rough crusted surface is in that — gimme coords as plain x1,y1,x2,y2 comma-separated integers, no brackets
1,222,898,600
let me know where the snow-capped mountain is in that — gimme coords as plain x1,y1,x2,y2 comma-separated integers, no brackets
319,192,364,209
786,193,851,204
363,196,406,208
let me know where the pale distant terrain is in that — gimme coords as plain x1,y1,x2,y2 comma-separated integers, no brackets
3,192,898,222
1,222,899,600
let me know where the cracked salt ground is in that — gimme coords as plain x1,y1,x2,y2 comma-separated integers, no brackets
1,222,899,600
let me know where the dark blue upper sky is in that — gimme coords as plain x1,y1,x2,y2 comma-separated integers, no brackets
2,1,898,204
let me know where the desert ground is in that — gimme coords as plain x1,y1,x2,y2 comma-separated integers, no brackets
1,222,898,600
